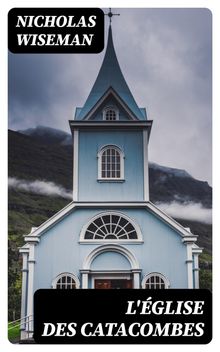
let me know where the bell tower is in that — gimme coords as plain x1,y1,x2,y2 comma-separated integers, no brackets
69,22,152,202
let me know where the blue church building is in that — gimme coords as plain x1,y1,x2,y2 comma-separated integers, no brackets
19,23,202,339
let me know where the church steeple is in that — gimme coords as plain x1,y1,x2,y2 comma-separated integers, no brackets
76,25,146,120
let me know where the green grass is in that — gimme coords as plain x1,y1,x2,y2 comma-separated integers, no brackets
8,322,20,343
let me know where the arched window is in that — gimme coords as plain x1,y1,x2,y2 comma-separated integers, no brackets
80,212,142,242
142,273,170,289
52,273,80,289
103,107,119,121
98,145,124,180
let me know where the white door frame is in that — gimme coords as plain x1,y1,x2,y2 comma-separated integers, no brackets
81,244,141,288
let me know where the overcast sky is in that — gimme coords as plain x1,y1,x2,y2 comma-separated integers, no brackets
8,8,212,184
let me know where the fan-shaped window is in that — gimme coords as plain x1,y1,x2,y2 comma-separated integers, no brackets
142,273,169,289
83,213,140,241
103,107,119,121
52,273,80,289
98,145,124,180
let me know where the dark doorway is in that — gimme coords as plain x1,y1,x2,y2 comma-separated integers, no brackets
95,279,132,289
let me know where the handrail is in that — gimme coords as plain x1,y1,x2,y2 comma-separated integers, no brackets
8,318,34,331
9,315,34,341
8,314,33,326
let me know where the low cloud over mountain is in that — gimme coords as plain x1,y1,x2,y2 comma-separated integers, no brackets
9,177,72,200
156,201,212,224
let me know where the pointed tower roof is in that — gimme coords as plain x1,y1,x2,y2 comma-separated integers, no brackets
76,25,146,120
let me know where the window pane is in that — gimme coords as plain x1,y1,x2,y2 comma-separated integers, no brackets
85,231,94,239
94,234,104,239
100,147,122,179
124,223,133,232
94,218,103,227
128,231,137,239
118,234,127,239
145,276,166,289
96,229,105,236
105,109,116,120
103,215,110,224
87,223,97,232
56,276,76,289
118,218,128,227
112,215,120,223
84,214,139,241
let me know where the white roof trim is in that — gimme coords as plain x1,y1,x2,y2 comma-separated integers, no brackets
24,201,76,239
22,201,198,243
192,243,203,253
84,88,138,121
146,201,198,239
19,243,30,253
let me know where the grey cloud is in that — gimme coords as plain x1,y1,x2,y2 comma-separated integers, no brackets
8,8,212,184
156,201,212,224
9,177,72,199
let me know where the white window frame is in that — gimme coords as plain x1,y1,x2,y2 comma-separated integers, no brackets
103,106,119,121
79,211,143,244
141,272,170,289
51,272,80,289
98,145,125,181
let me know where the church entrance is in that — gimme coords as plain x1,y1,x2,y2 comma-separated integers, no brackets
95,279,133,289
82,245,141,288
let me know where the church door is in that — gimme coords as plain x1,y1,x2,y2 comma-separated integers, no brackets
95,279,132,289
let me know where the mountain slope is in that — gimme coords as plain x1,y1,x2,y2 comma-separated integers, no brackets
18,125,72,145
149,163,211,208
9,129,73,189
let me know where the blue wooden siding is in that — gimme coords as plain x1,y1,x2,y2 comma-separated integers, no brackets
33,207,188,291
78,130,144,201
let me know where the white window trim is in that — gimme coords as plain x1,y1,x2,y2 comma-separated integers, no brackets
141,272,170,289
79,211,143,243
102,106,119,121
51,272,80,289
97,144,125,181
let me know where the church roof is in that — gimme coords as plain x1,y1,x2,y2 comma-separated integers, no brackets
76,25,146,121
21,201,198,244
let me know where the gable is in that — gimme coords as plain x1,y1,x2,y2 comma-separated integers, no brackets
75,88,143,121
22,201,197,246
85,92,135,121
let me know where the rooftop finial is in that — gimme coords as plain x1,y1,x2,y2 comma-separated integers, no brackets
105,8,120,24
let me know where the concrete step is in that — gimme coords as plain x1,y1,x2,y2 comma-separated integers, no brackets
19,338,35,344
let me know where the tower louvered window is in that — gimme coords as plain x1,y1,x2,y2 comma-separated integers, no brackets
84,213,138,240
103,107,118,121
105,109,116,120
